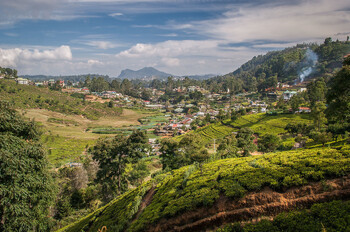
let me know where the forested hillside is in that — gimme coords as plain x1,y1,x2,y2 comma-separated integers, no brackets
205,38,350,93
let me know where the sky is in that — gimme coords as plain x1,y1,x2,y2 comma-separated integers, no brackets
0,0,350,77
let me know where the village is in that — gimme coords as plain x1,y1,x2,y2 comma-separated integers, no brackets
8,75,312,156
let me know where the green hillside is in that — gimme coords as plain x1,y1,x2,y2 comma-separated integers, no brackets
59,145,350,232
179,113,312,146
218,200,350,232
0,79,122,120
206,39,350,93
226,113,312,135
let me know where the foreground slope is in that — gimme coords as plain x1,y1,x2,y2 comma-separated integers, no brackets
59,145,350,232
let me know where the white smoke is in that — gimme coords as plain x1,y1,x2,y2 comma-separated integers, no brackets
299,48,318,82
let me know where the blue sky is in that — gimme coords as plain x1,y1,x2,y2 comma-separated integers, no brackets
0,0,350,77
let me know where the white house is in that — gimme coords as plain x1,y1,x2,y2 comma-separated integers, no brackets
283,90,297,100
16,78,29,85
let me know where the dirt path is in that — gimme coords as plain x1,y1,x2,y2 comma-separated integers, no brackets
147,175,350,232
133,186,156,223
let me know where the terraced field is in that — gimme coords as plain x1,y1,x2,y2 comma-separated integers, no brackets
58,145,350,232
184,113,312,146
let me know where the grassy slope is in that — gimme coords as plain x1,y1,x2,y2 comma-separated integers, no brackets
25,108,157,167
59,145,350,232
0,79,159,166
0,79,122,120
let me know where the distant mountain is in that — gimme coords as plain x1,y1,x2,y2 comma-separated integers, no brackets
118,67,172,80
185,74,217,80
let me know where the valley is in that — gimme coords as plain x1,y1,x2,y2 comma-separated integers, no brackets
1,38,350,232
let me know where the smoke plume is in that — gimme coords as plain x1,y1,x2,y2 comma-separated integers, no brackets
299,48,318,82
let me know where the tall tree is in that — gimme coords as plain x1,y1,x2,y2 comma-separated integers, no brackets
236,128,257,156
160,134,209,170
217,133,239,158
92,130,148,201
326,56,350,127
307,78,326,107
0,101,55,231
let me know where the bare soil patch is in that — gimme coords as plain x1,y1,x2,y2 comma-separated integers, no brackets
147,175,350,232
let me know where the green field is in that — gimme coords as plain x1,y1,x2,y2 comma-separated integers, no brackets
19,107,160,167
42,134,96,167
58,145,350,232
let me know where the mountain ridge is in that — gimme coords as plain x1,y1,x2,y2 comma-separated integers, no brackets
118,67,172,80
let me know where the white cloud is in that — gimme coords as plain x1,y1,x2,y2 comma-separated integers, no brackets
109,12,123,17
85,41,119,49
0,45,72,67
88,59,103,65
115,40,260,75
161,57,180,67
193,0,350,43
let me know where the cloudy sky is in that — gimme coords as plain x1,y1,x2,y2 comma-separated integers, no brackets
0,0,349,77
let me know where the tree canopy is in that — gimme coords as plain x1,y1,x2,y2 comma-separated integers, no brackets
0,101,55,232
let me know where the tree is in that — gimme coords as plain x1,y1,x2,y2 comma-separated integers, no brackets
289,94,304,112
236,128,257,156
258,134,282,153
0,101,55,231
160,134,209,170
310,131,332,146
92,130,149,201
307,78,326,107
127,160,150,186
159,138,183,170
326,56,350,127
217,133,239,158
90,76,109,92
311,101,327,131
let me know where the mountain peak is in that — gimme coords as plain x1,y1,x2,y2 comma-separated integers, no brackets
118,67,172,80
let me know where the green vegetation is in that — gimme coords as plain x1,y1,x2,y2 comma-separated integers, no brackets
92,130,150,201
215,39,350,93
217,200,350,232
59,145,350,232
183,113,312,147
326,56,350,134
0,101,55,231
183,121,235,144
42,134,95,167
160,133,209,170
227,113,312,136
47,117,80,126
0,79,122,120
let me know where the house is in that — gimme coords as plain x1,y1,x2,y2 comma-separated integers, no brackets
196,112,205,117
298,107,311,113
16,77,29,85
58,80,65,87
283,90,297,100
48,79,55,85
174,108,184,113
